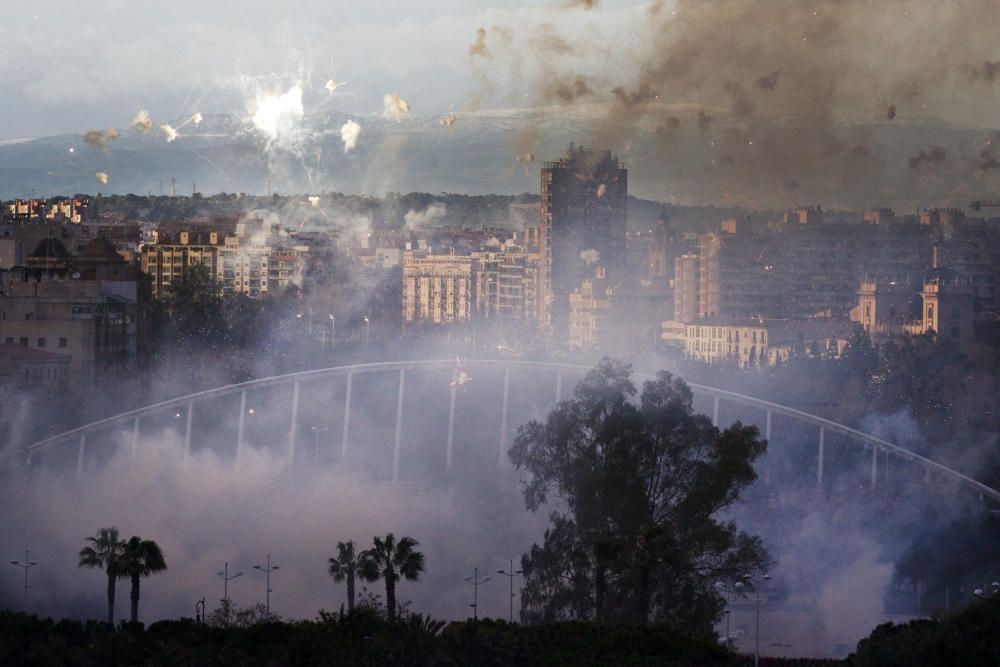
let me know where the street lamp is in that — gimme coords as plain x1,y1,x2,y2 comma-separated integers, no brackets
497,559,523,623
252,554,280,620
9,549,38,612
195,597,206,624
216,562,244,625
744,572,771,667
328,313,335,348
310,425,330,461
363,316,370,345
715,580,741,650
464,567,491,621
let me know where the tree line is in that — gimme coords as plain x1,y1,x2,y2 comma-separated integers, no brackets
76,528,425,627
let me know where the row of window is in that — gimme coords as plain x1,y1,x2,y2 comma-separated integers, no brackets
4,336,68,348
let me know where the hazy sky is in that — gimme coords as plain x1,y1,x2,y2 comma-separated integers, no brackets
0,0,648,138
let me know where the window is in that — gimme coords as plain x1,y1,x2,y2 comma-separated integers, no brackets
37,337,45,348
4,337,12,344
59,337,67,348
19,337,27,346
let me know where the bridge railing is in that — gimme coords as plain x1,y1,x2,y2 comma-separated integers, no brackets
12,359,1000,504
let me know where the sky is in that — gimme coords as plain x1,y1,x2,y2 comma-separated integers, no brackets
4,0,1000,208
0,0,648,139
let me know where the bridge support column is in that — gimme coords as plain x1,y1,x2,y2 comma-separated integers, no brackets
236,390,247,466
764,409,772,485
184,401,194,462
499,367,510,467
446,383,456,471
817,426,825,486
129,417,140,472
870,445,878,492
712,395,720,428
341,372,353,460
288,379,300,468
555,372,563,403
392,369,405,482
76,434,86,480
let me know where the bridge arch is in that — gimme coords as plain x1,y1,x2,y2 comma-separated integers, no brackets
13,359,1000,504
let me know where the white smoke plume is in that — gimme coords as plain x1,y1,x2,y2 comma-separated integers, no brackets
325,80,346,94
131,110,153,133
159,124,179,143
382,93,411,121
83,129,119,151
185,112,203,128
95,172,109,185
404,202,447,229
580,248,601,265
252,85,305,142
340,120,361,153
441,112,456,128
516,152,535,165
308,195,320,207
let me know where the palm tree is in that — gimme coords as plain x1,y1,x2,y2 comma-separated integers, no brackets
78,527,126,624
358,533,425,623
328,540,363,612
118,536,167,623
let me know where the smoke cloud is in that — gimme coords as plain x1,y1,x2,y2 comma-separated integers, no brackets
404,202,447,229
131,110,153,133
95,171,109,185
440,111,456,128
382,94,411,122
580,248,600,265
82,128,119,151
159,124,179,143
469,27,491,60
908,145,947,169
340,120,361,153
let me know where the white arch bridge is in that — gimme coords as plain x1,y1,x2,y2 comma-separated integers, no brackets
12,359,1000,504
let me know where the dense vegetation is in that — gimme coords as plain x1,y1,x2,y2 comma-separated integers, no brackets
511,360,769,632
0,610,738,666
847,595,1000,666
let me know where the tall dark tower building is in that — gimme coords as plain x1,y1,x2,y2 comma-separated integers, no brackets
539,145,627,337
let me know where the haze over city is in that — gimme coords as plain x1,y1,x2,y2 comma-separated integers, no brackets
1,1,1000,665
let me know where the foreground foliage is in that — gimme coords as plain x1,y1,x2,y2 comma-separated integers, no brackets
0,610,737,666
848,595,1000,666
510,359,769,631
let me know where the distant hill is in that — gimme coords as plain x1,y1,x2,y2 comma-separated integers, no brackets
1,108,996,211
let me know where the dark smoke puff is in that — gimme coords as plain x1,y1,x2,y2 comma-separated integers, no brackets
756,70,781,90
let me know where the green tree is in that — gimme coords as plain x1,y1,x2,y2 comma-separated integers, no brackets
358,534,425,623
78,527,126,624
509,359,770,631
117,536,167,624
328,540,363,612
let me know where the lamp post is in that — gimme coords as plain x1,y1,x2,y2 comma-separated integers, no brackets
496,559,522,623
464,567,491,620
715,580,742,650
9,549,38,612
252,554,280,619
328,313,335,348
744,572,771,667
363,316,370,345
310,425,329,461
216,562,244,625
195,597,206,624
